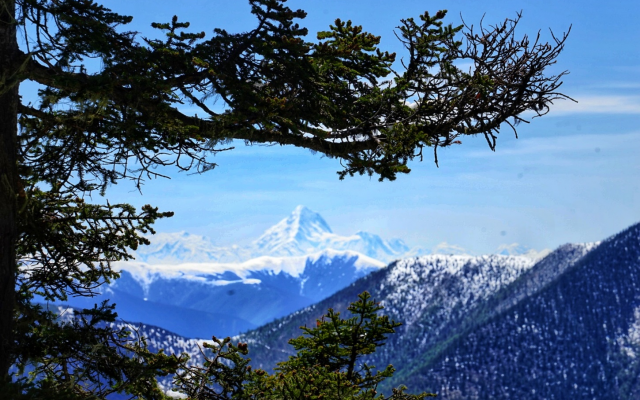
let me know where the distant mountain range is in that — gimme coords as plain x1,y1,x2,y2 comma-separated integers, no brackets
132,205,420,264
132,205,550,264
57,249,382,339
50,214,640,398
234,222,640,399
54,206,547,339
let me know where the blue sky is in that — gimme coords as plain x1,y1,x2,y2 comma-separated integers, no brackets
48,1,640,254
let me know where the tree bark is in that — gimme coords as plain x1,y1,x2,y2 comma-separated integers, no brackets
0,0,18,380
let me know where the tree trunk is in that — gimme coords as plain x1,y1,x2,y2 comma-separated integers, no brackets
0,0,18,380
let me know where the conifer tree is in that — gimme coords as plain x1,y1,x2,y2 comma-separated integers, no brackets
0,0,571,397
175,292,434,400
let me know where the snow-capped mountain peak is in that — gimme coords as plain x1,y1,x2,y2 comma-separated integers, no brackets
354,231,387,246
250,207,415,262
132,206,549,266
252,205,333,256
133,206,417,264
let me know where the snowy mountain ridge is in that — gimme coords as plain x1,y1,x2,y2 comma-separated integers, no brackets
115,248,385,295
252,205,335,256
133,206,414,264
234,230,624,400
55,248,387,338
379,254,535,329
131,231,251,264
132,205,549,266
61,205,551,339
238,252,540,367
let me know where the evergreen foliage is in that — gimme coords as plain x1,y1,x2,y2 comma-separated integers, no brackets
175,292,434,400
0,0,571,397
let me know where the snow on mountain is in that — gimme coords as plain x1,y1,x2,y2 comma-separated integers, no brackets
104,205,550,339
252,205,334,256
388,228,637,399
133,206,421,265
133,206,549,267
317,231,411,262
250,206,411,262
495,242,552,260
378,254,535,328
66,248,388,338
237,253,539,371
429,241,468,256
116,248,385,295
94,205,400,338
133,231,250,264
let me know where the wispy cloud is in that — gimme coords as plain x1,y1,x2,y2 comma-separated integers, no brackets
548,95,640,115
464,130,640,159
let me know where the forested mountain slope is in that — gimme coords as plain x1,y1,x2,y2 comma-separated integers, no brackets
237,253,542,370
394,222,640,399
47,222,640,399
235,222,640,400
